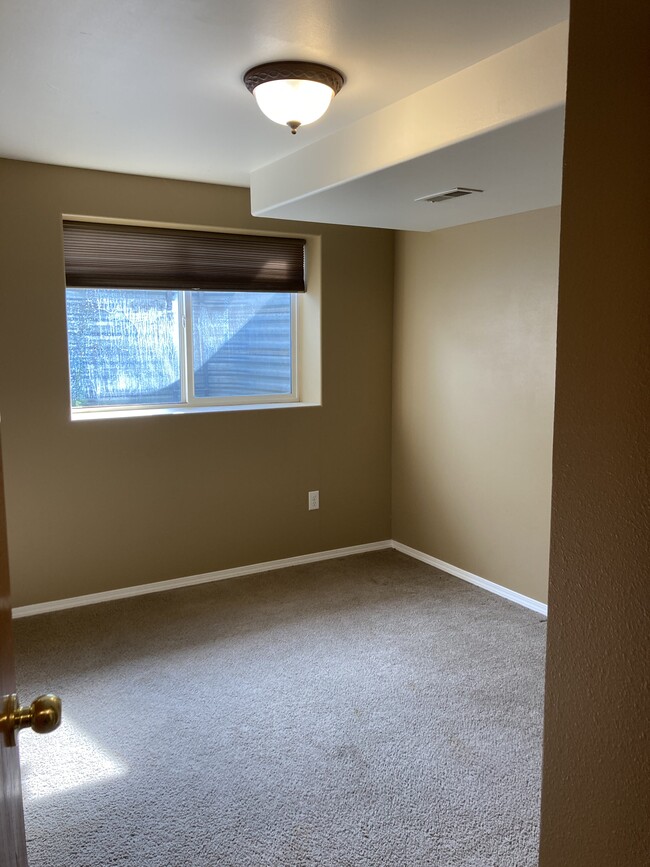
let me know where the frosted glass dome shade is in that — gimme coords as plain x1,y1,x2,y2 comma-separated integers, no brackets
244,61,345,134
253,79,334,131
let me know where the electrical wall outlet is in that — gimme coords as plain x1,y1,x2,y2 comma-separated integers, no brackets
308,490,320,511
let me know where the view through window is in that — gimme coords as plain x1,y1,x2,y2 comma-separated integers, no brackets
66,289,295,411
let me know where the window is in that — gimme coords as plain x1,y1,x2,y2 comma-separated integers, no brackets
62,221,305,416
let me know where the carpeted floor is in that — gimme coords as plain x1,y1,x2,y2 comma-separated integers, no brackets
13,549,547,866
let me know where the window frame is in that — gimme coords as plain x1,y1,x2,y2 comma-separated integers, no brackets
67,288,300,418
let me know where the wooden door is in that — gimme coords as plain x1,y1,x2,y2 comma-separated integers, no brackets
0,429,29,867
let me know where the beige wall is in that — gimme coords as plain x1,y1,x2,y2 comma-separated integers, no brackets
392,208,560,604
539,0,650,862
0,160,394,607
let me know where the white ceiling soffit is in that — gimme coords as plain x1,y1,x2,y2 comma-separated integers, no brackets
250,22,568,232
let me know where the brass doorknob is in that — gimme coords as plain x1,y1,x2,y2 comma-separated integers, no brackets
0,693,62,747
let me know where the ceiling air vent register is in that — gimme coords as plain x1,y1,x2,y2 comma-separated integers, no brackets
415,187,484,204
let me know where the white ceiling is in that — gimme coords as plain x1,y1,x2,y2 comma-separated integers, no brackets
0,0,569,231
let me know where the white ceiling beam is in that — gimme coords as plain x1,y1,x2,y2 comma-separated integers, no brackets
250,21,568,222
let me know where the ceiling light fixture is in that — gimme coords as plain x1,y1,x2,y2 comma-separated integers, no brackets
244,61,345,135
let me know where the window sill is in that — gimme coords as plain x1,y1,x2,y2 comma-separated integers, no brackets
70,401,320,422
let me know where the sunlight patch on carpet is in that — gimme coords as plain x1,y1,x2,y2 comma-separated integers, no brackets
20,716,127,802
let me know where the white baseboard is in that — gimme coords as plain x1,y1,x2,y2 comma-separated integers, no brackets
12,538,547,619
11,540,393,619
392,540,548,616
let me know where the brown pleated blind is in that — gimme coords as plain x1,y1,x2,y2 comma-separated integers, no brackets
62,221,306,292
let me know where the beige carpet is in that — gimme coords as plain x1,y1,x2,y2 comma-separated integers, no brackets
14,549,546,866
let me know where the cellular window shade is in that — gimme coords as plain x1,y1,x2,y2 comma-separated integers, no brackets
62,221,306,292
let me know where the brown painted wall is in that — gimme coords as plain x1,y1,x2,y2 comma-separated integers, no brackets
393,208,560,604
538,0,650,863
0,160,394,607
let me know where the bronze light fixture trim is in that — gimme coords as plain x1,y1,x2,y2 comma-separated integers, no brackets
244,60,345,134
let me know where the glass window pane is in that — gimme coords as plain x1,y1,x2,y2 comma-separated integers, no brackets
191,292,292,398
66,289,181,407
